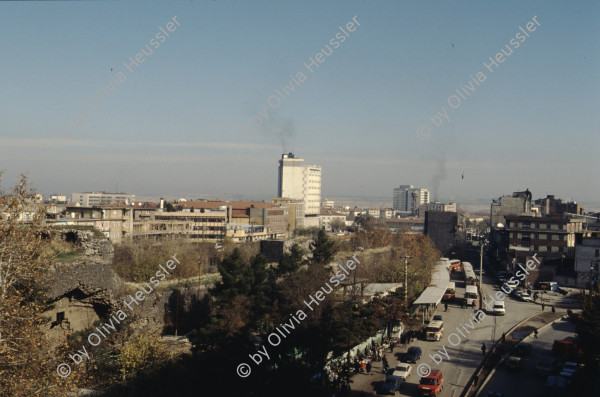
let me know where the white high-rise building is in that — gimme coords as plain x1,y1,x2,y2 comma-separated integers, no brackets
278,153,321,216
393,185,429,213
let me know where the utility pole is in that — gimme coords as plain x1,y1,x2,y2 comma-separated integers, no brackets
403,254,412,303
479,241,484,310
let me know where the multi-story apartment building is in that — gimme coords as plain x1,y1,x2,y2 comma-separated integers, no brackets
393,185,429,213
272,197,305,233
533,195,582,216
418,202,456,216
379,208,393,219
490,190,532,229
505,214,584,257
318,209,347,232
277,153,321,217
72,192,135,206
574,237,600,286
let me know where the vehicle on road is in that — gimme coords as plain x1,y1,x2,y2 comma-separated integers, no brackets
553,339,583,359
433,314,443,322
392,362,411,380
442,282,456,301
474,268,486,276
418,369,444,396
463,262,477,285
535,358,557,376
405,347,422,363
425,320,444,341
448,259,462,273
562,361,582,374
504,279,519,290
545,375,567,395
513,343,532,357
514,291,532,302
492,301,505,315
507,355,524,371
465,285,478,306
379,374,403,395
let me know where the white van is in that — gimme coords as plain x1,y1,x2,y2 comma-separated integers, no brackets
492,301,506,315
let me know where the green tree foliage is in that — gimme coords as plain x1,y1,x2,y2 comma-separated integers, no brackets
309,229,337,266
276,243,305,276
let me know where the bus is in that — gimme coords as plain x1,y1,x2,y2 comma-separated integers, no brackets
448,259,462,273
425,320,444,341
465,285,478,306
442,282,456,301
463,262,477,285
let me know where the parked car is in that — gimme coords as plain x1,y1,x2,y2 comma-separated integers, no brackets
513,343,533,357
405,347,422,363
392,362,411,380
545,375,567,395
492,301,506,315
418,369,444,396
433,314,443,322
379,374,403,395
505,279,519,289
514,291,532,302
562,361,583,374
507,355,524,371
536,358,557,376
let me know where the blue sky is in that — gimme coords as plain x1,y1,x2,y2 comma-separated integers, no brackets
0,1,598,205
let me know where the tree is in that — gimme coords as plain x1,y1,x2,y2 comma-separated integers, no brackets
309,229,337,266
117,335,167,382
0,173,78,395
330,218,346,232
276,243,305,275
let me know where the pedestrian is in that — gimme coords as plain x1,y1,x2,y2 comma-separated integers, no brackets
501,332,506,342
473,374,479,386
462,300,466,309
552,306,556,314
366,362,372,375
445,302,448,311
481,343,486,355
472,300,476,309
534,329,538,338
361,361,366,373
390,341,395,352
542,302,545,311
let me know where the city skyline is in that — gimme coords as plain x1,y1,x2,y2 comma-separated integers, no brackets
1,1,598,203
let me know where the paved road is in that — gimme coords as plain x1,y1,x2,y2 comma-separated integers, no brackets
478,317,576,397
350,273,545,396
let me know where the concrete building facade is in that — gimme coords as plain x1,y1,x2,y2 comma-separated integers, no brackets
393,185,430,213
72,192,135,206
278,153,322,216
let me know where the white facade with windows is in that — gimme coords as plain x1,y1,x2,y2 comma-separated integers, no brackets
278,153,321,216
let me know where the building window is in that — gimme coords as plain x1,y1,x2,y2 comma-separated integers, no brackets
547,234,552,240
522,237,531,247
595,249,599,257
523,221,531,229
534,245,539,251
534,233,539,239
558,224,563,230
